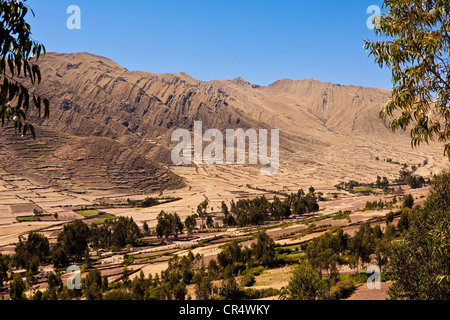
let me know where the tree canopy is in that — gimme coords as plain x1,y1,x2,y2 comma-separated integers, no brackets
0,0,49,137
365,0,450,158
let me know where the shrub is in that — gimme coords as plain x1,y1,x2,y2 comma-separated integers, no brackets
243,287,281,299
242,266,265,277
240,274,256,287
330,279,356,300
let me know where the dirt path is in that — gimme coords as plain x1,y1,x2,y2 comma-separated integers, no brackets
345,281,392,300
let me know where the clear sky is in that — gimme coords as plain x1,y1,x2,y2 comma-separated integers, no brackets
25,0,391,89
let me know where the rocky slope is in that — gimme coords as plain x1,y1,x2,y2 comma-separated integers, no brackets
0,52,441,193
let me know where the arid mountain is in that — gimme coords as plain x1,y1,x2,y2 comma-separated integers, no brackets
0,126,184,193
32,53,400,150
0,52,444,193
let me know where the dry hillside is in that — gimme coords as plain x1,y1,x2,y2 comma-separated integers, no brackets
0,52,447,193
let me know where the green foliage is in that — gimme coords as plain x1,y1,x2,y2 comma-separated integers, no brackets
0,253,10,287
90,216,141,250
243,287,281,299
9,273,26,300
365,199,389,210
240,274,256,287
251,231,276,267
184,214,197,236
388,169,450,299
306,228,347,282
402,194,415,209
47,272,63,292
217,240,249,269
12,232,49,271
386,211,395,224
82,269,103,300
397,169,427,188
127,197,159,208
197,198,210,229
397,208,411,232
219,270,243,300
193,268,213,300
229,189,319,227
348,223,376,268
364,0,450,157
221,201,236,227
0,0,49,137
103,289,133,300
280,263,329,300
242,265,265,277
330,279,356,300
142,221,149,235
51,244,69,268
55,220,89,260
332,210,352,220
156,211,184,239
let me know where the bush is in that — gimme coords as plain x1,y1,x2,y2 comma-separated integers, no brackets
103,289,133,300
330,279,356,300
243,287,280,299
349,272,368,284
242,266,265,277
240,274,256,287
276,248,292,254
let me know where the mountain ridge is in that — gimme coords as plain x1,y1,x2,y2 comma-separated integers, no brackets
1,51,442,194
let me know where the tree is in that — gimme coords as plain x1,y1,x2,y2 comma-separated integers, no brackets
364,0,450,158
0,253,10,287
280,263,328,300
221,201,236,227
172,282,187,300
306,231,345,282
12,232,49,271
388,169,450,299
156,211,184,240
251,231,276,267
56,220,90,260
172,213,184,238
9,273,26,300
131,272,146,300
219,270,242,300
47,272,63,293
111,216,141,248
374,238,389,273
197,199,209,229
184,214,197,236
386,211,395,224
82,269,103,300
0,0,50,137
402,194,415,209
348,223,376,269
193,269,213,300
83,248,92,269
142,221,149,236
51,243,69,268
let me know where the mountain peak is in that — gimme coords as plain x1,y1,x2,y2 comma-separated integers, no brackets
231,76,250,86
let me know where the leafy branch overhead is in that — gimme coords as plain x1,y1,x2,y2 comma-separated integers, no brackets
364,0,450,158
0,0,49,138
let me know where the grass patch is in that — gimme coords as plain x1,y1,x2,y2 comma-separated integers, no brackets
354,187,375,193
77,209,101,217
253,267,293,288
16,216,40,222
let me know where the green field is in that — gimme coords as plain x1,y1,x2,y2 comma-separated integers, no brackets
77,209,101,217
354,187,375,192
16,216,40,222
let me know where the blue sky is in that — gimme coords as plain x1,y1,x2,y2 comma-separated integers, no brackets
25,0,391,88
